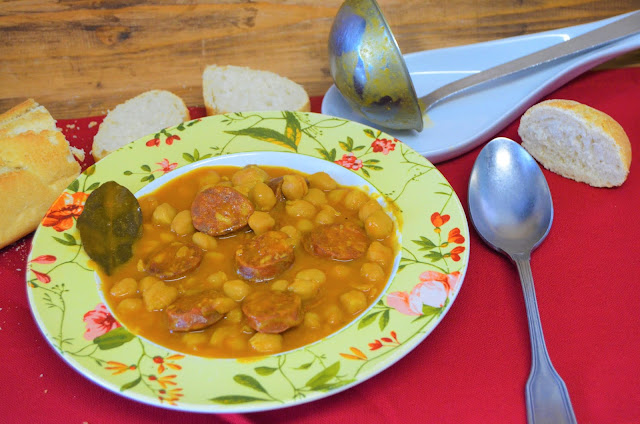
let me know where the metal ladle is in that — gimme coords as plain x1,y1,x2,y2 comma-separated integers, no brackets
328,0,640,132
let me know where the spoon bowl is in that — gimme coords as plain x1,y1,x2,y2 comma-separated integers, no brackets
468,137,553,256
468,137,577,424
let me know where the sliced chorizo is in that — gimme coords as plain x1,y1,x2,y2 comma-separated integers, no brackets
235,231,295,282
304,222,369,261
165,290,224,332
191,185,255,236
144,241,203,280
242,290,303,333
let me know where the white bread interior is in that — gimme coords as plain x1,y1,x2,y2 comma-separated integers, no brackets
0,99,81,248
518,99,631,187
92,90,190,161
202,65,310,115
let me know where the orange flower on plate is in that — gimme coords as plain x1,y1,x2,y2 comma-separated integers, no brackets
42,191,89,232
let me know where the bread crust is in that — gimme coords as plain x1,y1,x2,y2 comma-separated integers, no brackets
0,129,80,248
518,99,631,187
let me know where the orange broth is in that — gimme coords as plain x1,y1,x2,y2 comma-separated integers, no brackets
99,165,398,358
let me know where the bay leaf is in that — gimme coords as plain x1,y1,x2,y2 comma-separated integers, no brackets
77,181,143,275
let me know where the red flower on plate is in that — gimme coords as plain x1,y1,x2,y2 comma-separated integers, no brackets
335,152,363,171
42,192,89,232
155,158,178,174
82,303,121,341
165,135,180,145
146,137,161,147
371,137,398,155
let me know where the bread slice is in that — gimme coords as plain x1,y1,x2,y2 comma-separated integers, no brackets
0,99,81,248
92,90,190,161
202,65,310,115
518,99,631,187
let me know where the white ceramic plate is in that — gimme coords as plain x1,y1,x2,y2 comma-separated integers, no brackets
321,12,640,163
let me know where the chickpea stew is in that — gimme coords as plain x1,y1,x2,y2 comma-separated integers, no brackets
100,165,399,358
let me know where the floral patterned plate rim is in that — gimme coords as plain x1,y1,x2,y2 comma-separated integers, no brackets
26,111,469,413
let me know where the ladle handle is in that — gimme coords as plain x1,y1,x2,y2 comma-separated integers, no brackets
420,11,640,111
513,256,577,424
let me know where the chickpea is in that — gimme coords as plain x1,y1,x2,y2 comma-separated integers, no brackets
248,211,276,235
225,308,243,323
205,271,228,289
182,332,209,347
358,199,383,221
199,170,221,189
249,333,283,353
171,210,195,235
281,174,309,200
227,335,249,352
296,219,314,233
143,280,178,311
205,251,225,262
332,264,351,279
324,304,344,326
231,165,269,187
340,290,368,315
366,241,393,267
250,182,277,211
288,279,320,300
159,232,175,243
308,171,338,190
209,326,235,347
280,225,301,246
343,189,369,211
327,188,348,204
285,199,316,219
110,277,138,297
314,209,335,225
271,279,290,291
223,279,251,301
212,296,237,314
192,232,218,250
139,276,162,293
152,203,177,226
233,184,252,197
116,298,143,314
304,312,321,329
365,210,394,239
303,188,327,206
296,269,326,285
216,180,233,188
360,262,386,283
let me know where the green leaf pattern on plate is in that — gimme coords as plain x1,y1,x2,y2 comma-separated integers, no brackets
27,112,469,412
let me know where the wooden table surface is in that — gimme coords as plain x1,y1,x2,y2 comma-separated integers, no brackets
1,0,639,119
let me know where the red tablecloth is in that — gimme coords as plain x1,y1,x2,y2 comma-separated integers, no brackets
1,68,639,423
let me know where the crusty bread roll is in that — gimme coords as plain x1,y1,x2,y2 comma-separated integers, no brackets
92,90,190,161
518,99,631,187
203,65,310,115
0,99,81,249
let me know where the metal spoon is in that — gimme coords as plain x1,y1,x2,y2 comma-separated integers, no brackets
468,137,576,424
328,0,640,132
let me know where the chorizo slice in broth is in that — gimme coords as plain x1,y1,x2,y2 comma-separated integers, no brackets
304,222,369,261
165,290,224,332
242,290,303,334
191,185,255,236
235,230,295,282
143,241,203,280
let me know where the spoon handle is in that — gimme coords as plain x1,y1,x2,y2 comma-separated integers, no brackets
420,11,640,111
513,256,577,424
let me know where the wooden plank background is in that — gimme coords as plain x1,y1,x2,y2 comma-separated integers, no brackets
1,0,639,118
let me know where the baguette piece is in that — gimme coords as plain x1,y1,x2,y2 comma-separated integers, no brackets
518,99,631,187
203,65,310,115
0,99,81,249
92,90,190,161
